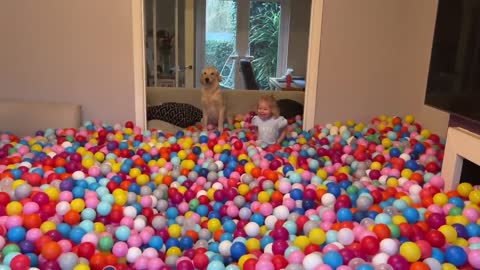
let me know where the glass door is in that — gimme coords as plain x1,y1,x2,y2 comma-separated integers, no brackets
144,0,194,88
200,0,285,90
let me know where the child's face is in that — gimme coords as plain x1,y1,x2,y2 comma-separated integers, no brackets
257,101,272,120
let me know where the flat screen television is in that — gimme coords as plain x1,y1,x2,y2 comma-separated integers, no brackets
425,0,480,123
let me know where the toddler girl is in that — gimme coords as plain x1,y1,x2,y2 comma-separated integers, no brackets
251,95,288,145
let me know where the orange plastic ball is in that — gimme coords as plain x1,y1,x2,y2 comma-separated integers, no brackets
41,241,62,260
64,210,81,225
373,224,391,240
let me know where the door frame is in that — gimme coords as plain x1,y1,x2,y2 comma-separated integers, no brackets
135,0,323,131
132,0,147,129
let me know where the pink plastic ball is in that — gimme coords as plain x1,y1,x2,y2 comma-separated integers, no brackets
256,259,275,270
469,249,480,268
287,250,305,264
112,241,129,257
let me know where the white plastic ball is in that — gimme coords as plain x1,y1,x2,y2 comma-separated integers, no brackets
399,153,411,161
218,240,232,257
398,177,409,186
273,205,290,220
72,171,86,180
263,243,273,254
244,222,260,237
212,182,223,190
123,206,138,218
337,228,354,245
372,252,390,265
126,247,142,263
380,238,398,255
423,258,442,270
303,252,323,270
265,216,278,230
133,218,146,231
321,193,336,207
55,201,71,216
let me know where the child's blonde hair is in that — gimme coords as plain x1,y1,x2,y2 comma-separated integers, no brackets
258,94,280,118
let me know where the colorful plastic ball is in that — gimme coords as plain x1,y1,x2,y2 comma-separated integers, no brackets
9,254,31,270
399,241,421,263
445,245,467,267
323,251,343,269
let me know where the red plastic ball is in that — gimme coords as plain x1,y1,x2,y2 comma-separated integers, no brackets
10,254,31,270
360,235,379,255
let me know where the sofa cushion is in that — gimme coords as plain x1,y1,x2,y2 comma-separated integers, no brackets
147,102,202,128
277,99,304,119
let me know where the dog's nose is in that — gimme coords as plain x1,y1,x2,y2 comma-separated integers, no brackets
205,78,210,83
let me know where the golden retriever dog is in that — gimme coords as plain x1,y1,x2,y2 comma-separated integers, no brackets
200,66,226,132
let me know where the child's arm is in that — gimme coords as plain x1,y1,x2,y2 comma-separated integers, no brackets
276,128,287,145
275,117,288,144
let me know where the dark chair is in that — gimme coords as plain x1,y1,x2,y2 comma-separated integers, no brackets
239,60,259,90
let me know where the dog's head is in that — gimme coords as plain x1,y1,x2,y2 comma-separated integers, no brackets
200,66,222,87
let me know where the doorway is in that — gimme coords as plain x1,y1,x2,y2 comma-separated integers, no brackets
144,0,195,88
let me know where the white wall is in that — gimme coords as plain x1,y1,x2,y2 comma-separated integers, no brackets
287,0,311,77
313,0,449,136
0,1,139,126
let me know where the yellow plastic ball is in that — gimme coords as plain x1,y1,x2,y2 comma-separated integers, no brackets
213,145,223,154
441,263,458,270
6,201,23,216
94,152,105,162
12,180,26,189
316,169,328,180
246,238,261,252
129,168,142,178
386,177,399,188
73,264,91,270
40,221,57,233
244,162,255,174
404,115,415,124
288,156,297,166
453,237,469,247
438,224,458,243
111,163,121,173
457,182,474,198
114,193,128,206
94,222,106,233
433,193,449,206
168,224,182,238
420,129,431,138
401,169,413,179
294,235,311,251
81,158,95,169
181,160,195,170
238,254,256,269
178,150,187,160
166,247,182,257
469,190,480,205
308,228,326,245
207,218,222,233
44,187,60,201
154,174,164,185
136,174,150,186
399,241,421,262
370,161,382,170
31,144,42,152
238,184,250,196
257,191,270,203
381,138,392,148
157,158,167,167
70,198,86,212
392,215,407,225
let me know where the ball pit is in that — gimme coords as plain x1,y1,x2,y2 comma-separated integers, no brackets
0,114,478,270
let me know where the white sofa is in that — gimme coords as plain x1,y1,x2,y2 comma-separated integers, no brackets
0,99,81,137
146,87,305,133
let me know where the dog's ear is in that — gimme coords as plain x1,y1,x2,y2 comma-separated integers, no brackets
216,71,223,82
